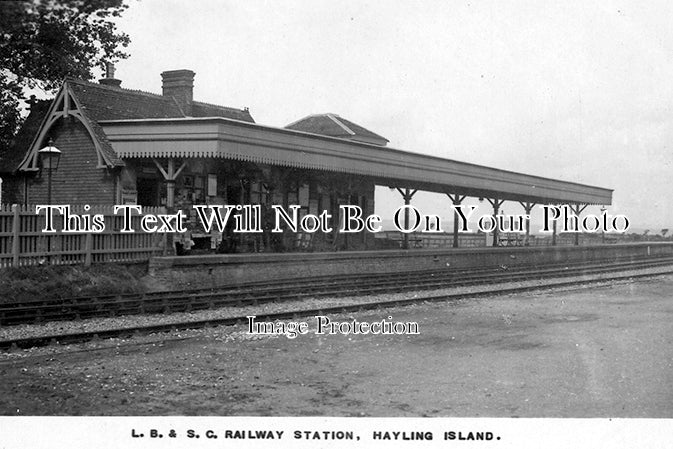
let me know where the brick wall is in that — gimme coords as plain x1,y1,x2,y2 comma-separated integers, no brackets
0,176,25,205
26,119,116,205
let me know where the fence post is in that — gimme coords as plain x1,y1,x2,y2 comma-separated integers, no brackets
12,204,20,267
161,206,174,256
85,232,93,266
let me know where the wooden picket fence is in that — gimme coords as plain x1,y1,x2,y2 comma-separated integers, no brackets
0,204,168,268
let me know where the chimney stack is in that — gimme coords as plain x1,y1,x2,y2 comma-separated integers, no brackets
99,62,122,87
161,69,195,116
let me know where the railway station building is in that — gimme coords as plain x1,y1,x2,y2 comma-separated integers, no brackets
1,68,613,253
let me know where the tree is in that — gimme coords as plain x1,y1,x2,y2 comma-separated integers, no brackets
662,229,669,238
0,0,130,157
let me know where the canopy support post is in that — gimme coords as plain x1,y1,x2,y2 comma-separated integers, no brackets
152,158,186,210
447,193,466,248
396,188,417,249
519,201,536,246
572,204,588,246
486,198,504,247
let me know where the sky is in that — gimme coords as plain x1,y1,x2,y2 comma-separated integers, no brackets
110,0,673,232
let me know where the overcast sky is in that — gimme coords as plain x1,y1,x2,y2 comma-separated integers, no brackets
112,0,673,232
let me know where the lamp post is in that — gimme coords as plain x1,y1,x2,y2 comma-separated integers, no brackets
38,139,61,204
38,139,61,264
600,206,606,244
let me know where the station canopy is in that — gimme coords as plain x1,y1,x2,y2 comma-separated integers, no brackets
14,76,611,207
102,116,612,206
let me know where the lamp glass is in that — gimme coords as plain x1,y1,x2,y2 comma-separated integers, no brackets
38,141,61,171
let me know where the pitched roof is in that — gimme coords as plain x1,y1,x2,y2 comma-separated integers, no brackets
286,113,389,145
0,99,51,173
10,76,256,172
67,79,255,122
68,80,183,120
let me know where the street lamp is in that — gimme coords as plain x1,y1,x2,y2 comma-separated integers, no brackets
38,138,61,204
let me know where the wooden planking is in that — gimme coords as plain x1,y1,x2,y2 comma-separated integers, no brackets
0,204,167,268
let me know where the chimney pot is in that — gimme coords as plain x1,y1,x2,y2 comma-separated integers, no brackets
99,62,122,87
161,69,195,116
105,62,115,79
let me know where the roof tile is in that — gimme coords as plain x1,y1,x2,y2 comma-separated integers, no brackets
67,79,255,123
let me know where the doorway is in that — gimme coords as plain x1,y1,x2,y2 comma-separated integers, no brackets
137,177,160,206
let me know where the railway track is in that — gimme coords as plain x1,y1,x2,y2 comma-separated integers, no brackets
1,256,673,350
0,254,670,326
1,254,673,327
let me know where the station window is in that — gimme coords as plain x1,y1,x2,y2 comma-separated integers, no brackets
182,175,206,203
287,183,310,217
250,182,270,205
207,174,217,197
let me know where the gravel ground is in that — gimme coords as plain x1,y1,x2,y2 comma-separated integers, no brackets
0,272,672,417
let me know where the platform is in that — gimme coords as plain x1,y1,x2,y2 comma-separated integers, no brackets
147,242,673,290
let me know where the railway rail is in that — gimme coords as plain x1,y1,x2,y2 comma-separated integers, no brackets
2,255,673,327
1,256,673,350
